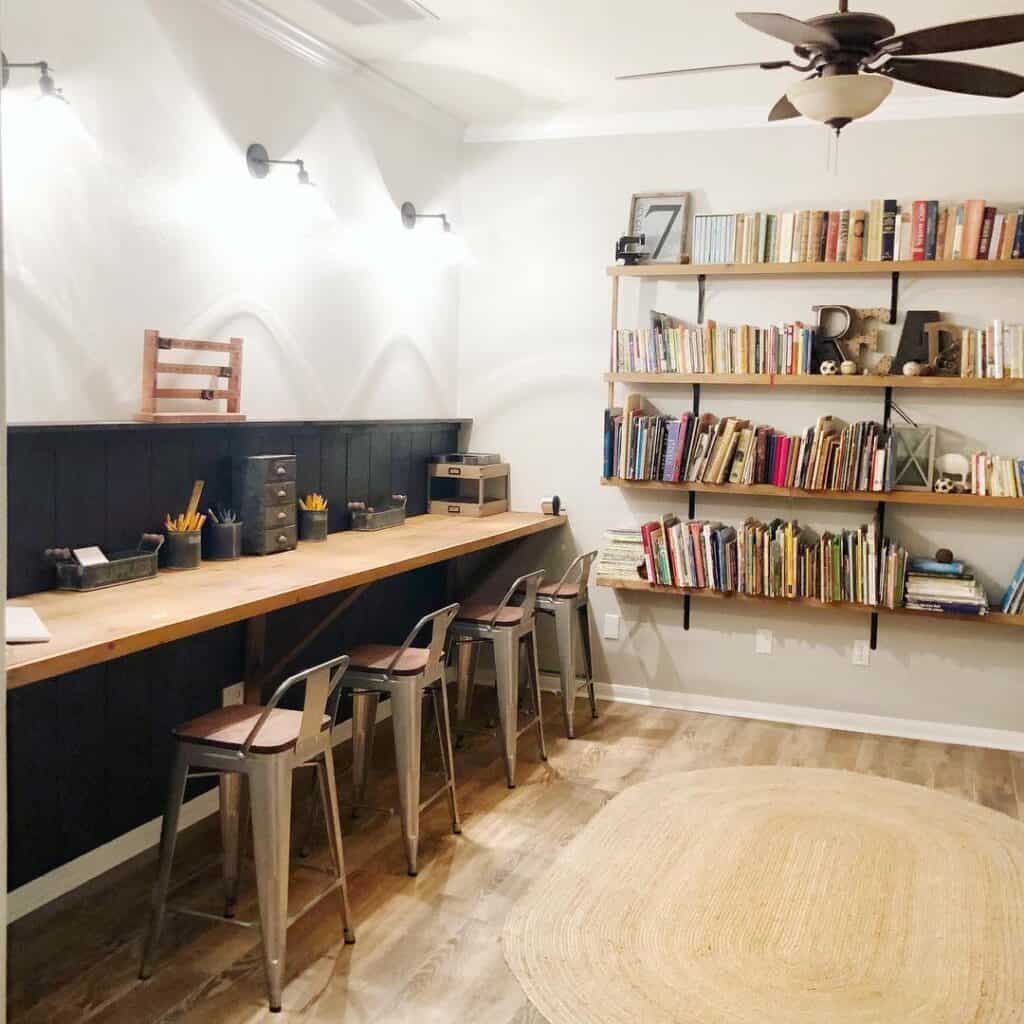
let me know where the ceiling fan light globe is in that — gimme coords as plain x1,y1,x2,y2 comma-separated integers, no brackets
786,74,893,124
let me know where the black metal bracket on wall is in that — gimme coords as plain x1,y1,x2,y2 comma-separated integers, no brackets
697,274,707,326
683,382,702,631
869,385,895,650
889,271,900,325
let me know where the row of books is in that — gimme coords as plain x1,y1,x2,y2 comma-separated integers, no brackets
632,514,907,608
610,317,815,376
596,528,646,583
691,200,1024,266
1002,558,1024,614
605,403,897,494
904,557,989,617
971,454,1024,498
961,323,1024,379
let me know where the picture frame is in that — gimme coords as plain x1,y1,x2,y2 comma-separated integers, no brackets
629,192,690,264
892,425,936,491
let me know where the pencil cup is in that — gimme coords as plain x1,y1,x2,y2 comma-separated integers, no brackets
165,530,202,570
299,509,328,542
207,522,242,561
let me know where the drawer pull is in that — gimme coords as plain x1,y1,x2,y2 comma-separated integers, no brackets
277,511,287,520
277,489,287,498
275,466,287,476
277,534,288,545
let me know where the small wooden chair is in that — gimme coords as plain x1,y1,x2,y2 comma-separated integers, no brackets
139,654,354,1013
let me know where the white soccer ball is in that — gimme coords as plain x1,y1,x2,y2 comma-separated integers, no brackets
819,360,839,376
933,477,955,494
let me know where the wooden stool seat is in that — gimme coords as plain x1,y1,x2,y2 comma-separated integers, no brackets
348,644,431,676
456,601,525,626
173,705,329,754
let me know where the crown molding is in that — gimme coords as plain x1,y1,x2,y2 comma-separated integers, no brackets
464,92,1024,144
208,0,463,138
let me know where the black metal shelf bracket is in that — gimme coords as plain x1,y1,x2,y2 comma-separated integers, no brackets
683,381,702,631
889,271,900,325
870,385,895,651
697,274,707,325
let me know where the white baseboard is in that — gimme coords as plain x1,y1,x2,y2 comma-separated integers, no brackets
6,703,393,924
591,680,1024,753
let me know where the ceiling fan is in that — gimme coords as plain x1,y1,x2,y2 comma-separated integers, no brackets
618,3,1024,134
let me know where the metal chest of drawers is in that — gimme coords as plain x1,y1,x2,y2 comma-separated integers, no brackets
234,454,298,555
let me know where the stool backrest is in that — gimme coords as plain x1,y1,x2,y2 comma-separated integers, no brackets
241,653,351,759
553,550,598,600
494,568,545,626
389,602,461,679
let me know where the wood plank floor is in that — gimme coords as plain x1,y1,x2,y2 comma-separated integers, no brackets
10,694,1024,1023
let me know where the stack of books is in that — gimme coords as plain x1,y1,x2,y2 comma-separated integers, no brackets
633,513,898,607
903,557,989,616
604,403,895,494
1001,558,1024,615
970,453,1024,497
691,200,1024,266
610,317,814,375
960,322,1024,379
595,528,645,584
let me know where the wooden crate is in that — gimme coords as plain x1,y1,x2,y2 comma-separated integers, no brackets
135,329,244,422
428,462,510,517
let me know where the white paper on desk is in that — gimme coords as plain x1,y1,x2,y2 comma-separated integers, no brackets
6,607,52,644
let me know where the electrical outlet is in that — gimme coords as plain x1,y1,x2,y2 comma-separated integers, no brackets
222,682,244,706
603,613,620,640
755,628,773,655
852,640,871,667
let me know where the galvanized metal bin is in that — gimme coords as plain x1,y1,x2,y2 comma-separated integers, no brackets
46,534,165,591
349,495,407,532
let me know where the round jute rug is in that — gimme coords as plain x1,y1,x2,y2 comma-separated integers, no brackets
503,767,1024,1023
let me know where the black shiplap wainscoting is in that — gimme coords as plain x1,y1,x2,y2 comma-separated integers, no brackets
7,419,464,891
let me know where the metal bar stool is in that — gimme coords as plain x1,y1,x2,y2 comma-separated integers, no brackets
342,603,461,877
535,551,599,739
450,569,547,788
140,655,355,1014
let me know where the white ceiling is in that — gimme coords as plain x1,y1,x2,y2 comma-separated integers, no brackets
255,0,1024,129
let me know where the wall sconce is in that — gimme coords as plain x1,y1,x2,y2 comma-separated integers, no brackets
246,142,313,185
1,51,66,101
401,201,451,232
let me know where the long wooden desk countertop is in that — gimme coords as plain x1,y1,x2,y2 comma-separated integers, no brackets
6,512,565,689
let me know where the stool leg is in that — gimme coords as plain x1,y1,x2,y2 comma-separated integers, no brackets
390,684,424,876
139,744,189,980
317,745,356,945
552,600,578,739
492,630,520,788
579,603,598,720
249,756,293,1013
431,681,461,834
350,691,379,818
454,639,478,744
219,772,243,917
525,628,548,762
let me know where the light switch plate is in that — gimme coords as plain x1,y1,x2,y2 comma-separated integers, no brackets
755,628,773,655
852,640,871,667
603,613,620,640
222,682,244,706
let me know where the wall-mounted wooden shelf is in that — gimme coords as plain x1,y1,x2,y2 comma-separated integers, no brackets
608,259,1024,279
597,576,1023,629
601,478,1024,511
603,372,1024,392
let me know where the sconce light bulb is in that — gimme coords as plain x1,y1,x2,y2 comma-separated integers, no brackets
297,163,311,186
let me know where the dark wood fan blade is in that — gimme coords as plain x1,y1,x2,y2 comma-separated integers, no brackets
876,14,1024,57
616,60,789,81
736,12,838,49
878,57,1024,97
768,94,800,121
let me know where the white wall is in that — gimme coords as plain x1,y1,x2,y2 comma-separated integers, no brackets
2,0,463,424
459,115,1024,740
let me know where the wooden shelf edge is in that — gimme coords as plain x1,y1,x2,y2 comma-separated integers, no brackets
596,577,1022,627
607,259,1024,279
600,478,1024,510
602,372,1024,392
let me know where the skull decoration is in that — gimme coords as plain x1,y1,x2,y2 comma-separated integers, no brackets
819,360,839,376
